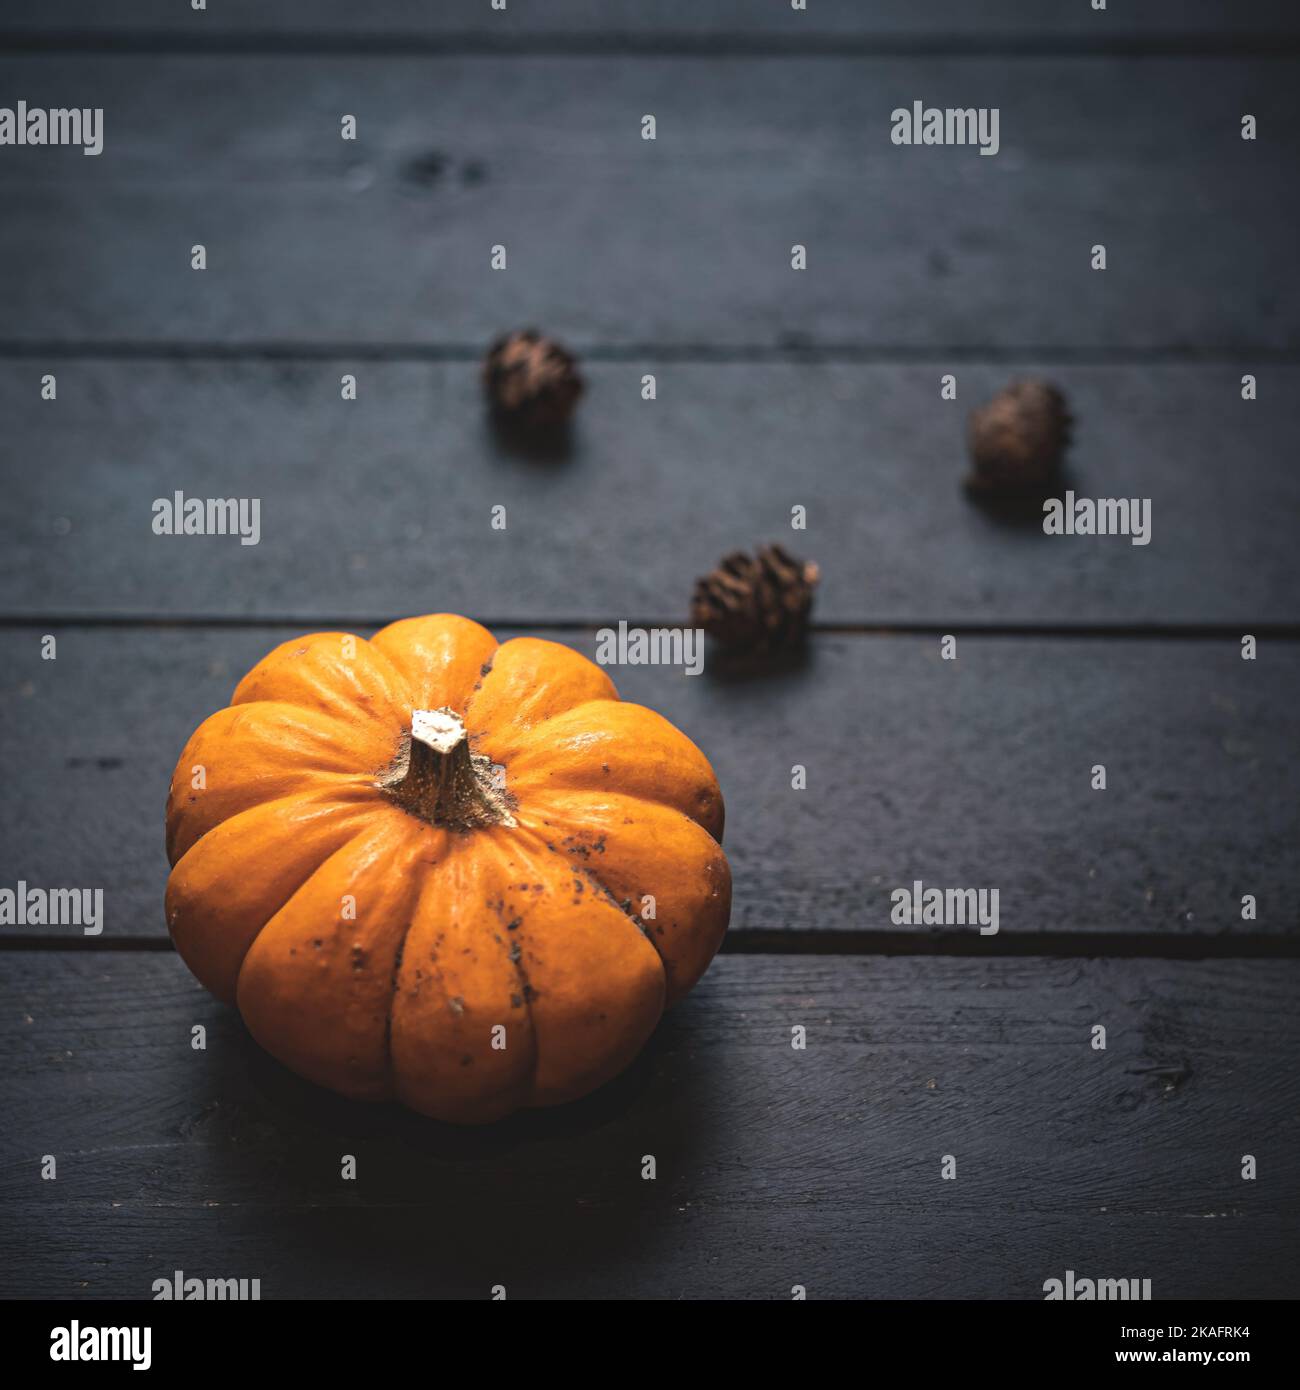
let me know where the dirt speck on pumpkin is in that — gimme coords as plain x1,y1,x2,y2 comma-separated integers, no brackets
448,996,465,1016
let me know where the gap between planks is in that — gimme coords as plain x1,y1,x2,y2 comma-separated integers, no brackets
3,342,1299,365
4,31,1300,59
4,932,1299,960
1,617,1297,640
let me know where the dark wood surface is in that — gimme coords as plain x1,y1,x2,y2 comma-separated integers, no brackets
1,4,1297,1301
3,363,1299,625
0,55,1296,351
3,953,1297,1299
2,626,1296,943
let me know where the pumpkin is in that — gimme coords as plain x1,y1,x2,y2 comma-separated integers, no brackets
165,614,730,1123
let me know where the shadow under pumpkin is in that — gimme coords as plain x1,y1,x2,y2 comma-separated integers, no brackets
182,988,716,1295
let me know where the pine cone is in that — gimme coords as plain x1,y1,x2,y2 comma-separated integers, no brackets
482,329,583,431
691,543,820,652
966,379,1071,492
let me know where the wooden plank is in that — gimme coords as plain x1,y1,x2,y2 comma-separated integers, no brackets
8,0,1299,43
0,55,1295,350
8,1203,1296,1300
4,361,1298,626
1,952,1296,1298
1,626,1294,942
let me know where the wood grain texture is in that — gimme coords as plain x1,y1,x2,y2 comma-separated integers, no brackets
8,0,1299,43
4,361,1297,625
1,626,1294,942
0,55,1294,350
1,952,1295,1298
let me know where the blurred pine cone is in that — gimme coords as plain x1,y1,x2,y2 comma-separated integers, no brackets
691,543,820,652
966,379,1071,492
482,329,583,430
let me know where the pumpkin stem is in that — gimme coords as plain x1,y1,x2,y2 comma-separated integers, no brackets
382,708,515,830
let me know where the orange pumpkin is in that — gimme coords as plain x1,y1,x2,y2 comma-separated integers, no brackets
165,614,730,1122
